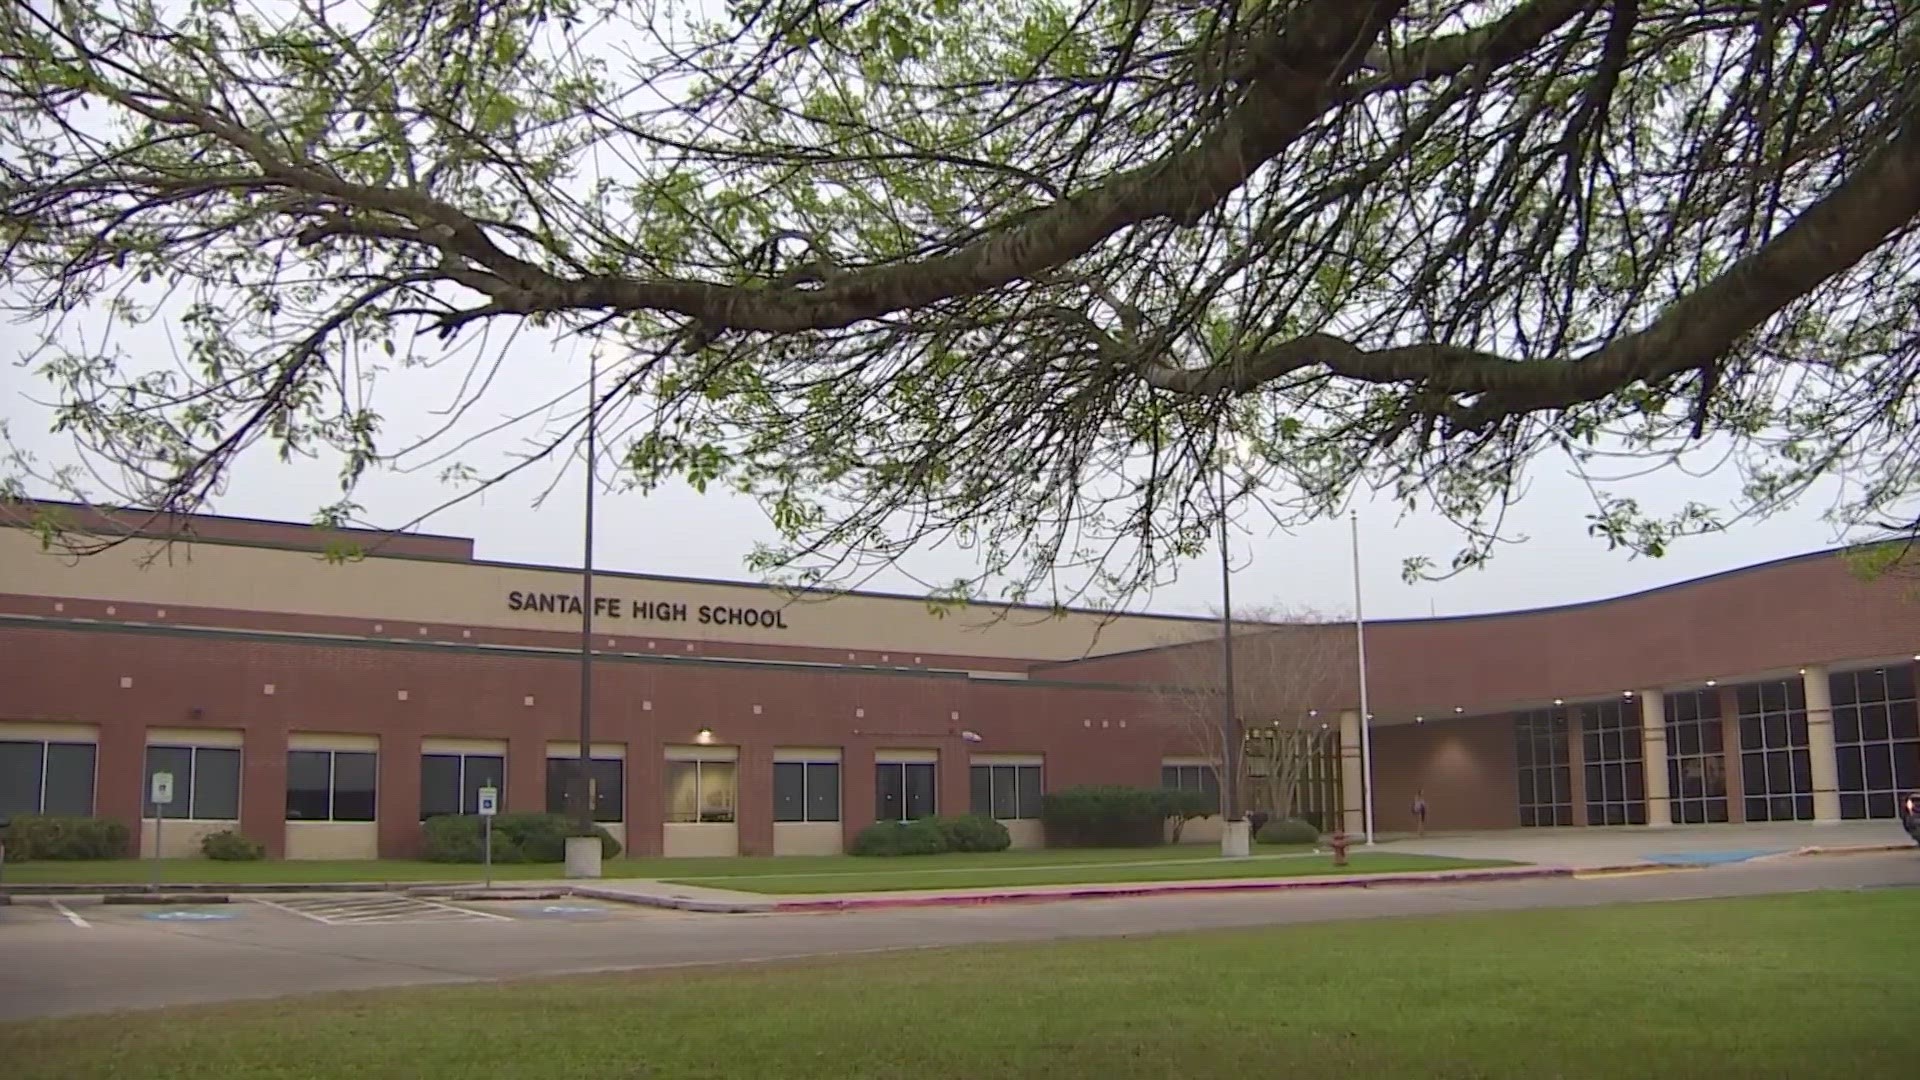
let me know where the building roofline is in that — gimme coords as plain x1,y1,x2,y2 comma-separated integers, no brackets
8,497,1890,642
1030,543,1878,670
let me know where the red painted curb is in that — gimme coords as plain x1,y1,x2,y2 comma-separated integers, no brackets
771,866,1575,913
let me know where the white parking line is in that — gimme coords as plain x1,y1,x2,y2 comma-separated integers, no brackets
249,896,335,923
50,899,90,928
409,896,513,922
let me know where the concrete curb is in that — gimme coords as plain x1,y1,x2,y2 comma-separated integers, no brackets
566,884,773,914
101,893,232,905
764,865,1581,913
1789,842,1916,857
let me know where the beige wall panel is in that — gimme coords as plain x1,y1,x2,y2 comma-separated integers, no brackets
0,530,1211,660
139,819,236,859
662,823,739,858
283,822,379,860
772,821,844,856
1002,819,1045,850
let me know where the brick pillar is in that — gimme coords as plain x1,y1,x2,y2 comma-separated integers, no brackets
938,740,970,819
1638,690,1671,828
841,742,877,851
1803,665,1842,822
379,731,423,858
507,729,545,818
241,724,289,858
95,720,146,844
626,738,662,857
735,743,775,856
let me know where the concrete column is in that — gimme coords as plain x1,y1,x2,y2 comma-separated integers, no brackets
1337,709,1365,836
1638,690,1672,828
1803,665,1842,822
1719,686,1745,823
1565,708,1589,826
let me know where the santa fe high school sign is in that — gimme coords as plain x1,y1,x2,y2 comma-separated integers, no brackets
505,590,793,630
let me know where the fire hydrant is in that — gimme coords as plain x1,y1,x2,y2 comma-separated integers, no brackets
1327,830,1351,868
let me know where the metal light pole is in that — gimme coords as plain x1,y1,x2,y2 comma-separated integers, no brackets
1350,510,1376,845
566,349,603,878
1217,459,1247,856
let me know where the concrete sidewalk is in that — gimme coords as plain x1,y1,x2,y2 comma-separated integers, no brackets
1374,820,1914,869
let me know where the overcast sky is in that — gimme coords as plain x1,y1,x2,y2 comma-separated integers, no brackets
2,328,1857,623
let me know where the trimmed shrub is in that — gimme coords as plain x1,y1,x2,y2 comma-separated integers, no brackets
1041,786,1215,848
1256,817,1321,846
421,812,620,863
200,828,266,861
0,815,131,860
850,818,950,857
933,814,1011,853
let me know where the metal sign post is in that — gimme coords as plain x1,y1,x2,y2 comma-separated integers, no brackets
477,786,499,889
149,772,174,891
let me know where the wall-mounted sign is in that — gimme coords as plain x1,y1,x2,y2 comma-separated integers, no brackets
506,590,793,630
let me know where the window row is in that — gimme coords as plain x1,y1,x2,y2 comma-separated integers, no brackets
4,744,1054,825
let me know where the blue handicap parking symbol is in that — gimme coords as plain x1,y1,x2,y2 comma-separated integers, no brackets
145,909,237,921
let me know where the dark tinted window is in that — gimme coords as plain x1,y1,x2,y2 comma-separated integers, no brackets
0,740,43,815
145,746,195,819
194,748,242,820
420,754,461,820
332,751,378,822
286,750,332,820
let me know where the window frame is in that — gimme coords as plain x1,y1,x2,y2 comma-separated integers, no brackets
284,749,378,823
0,739,97,817
969,762,1043,820
418,752,507,821
144,744,242,821
874,761,937,822
544,756,625,822
665,758,738,824
773,760,841,823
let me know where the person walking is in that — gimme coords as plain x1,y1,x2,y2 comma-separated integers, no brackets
1412,790,1429,838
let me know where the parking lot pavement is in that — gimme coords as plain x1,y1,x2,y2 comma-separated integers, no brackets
3,852,1915,1022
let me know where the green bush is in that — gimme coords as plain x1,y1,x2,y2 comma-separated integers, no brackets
200,828,266,861
421,812,621,863
850,818,950,857
1256,817,1321,845
1040,786,1215,848
0,815,131,860
933,814,1012,853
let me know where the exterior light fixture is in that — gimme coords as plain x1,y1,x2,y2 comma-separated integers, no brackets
1623,690,1634,698
695,727,715,744
959,730,983,743
1453,706,1464,714
1553,698,1564,706
1706,679,1717,687
1415,716,1425,723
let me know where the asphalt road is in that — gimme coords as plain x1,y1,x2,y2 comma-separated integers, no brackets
2,851,1914,1022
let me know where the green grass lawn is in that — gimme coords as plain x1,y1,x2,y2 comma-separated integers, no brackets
5,889,1916,1079
0,845,1507,891
661,851,1506,893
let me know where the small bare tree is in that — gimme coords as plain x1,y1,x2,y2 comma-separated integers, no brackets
1153,607,1353,829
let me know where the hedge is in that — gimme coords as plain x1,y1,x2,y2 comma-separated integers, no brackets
421,812,621,863
849,814,1017,857
1040,786,1217,847
0,815,131,860
201,828,267,861
1255,817,1321,845
850,818,950,856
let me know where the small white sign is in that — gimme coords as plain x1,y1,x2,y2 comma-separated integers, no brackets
476,787,499,817
150,772,174,806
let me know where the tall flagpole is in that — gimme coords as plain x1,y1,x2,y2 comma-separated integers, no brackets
1351,510,1376,845
576,350,598,834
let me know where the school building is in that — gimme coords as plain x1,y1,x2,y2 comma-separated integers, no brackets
1,501,1917,859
